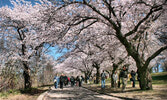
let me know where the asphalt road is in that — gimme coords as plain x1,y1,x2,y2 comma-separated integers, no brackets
39,85,122,100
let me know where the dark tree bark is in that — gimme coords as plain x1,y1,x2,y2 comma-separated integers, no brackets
18,28,32,89
84,72,88,83
23,61,31,89
93,62,100,84
96,66,100,84
138,68,152,90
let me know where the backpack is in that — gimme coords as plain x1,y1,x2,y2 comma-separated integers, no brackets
54,79,57,83
70,77,74,82
101,72,106,80
124,70,128,78
120,70,128,78
60,76,64,82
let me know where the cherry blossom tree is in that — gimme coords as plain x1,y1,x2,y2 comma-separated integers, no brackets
1,0,166,91
0,0,56,89
55,51,94,82
47,0,167,90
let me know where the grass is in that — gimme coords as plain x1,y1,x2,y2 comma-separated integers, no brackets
151,72,167,84
104,72,167,85
1,72,167,99
0,89,20,98
0,84,53,100
83,72,167,100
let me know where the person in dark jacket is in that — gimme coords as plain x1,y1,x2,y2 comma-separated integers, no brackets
79,76,82,87
130,70,136,87
60,73,64,89
64,75,68,86
76,76,81,87
120,66,128,92
70,76,75,87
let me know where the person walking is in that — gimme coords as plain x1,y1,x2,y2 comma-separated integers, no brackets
60,73,64,89
101,70,106,89
76,76,81,87
113,71,118,89
53,74,59,89
81,75,84,84
120,66,128,92
68,77,70,85
93,75,96,84
87,76,90,84
70,76,75,87
64,75,68,86
131,70,136,87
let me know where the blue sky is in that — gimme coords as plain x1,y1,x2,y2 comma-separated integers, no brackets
0,0,38,7
46,45,70,60
0,0,12,7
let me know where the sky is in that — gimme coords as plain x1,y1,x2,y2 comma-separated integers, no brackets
0,0,38,7
0,0,12,7
46,45,70,60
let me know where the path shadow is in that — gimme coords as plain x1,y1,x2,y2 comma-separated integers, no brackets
98,92,139,100
82,86,139,100
19,84,53,95
20,88,47,95
47,86,125,100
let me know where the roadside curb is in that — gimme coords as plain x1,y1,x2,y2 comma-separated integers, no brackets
36,91,48,100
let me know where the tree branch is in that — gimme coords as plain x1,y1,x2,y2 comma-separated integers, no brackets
144,45,167,68
125,5,163,37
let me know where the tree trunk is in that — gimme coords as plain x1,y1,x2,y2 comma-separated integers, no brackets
95,67,100,84
92,62,100,84
156,64,159,72
84,72,88,83
111,74,114,87
23,62,31,89
138,68,152,90
165,66,167,72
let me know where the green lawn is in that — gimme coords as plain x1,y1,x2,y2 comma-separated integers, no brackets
83,72,167,100
151,72,167,84
105,71,167,85
1,72,167,99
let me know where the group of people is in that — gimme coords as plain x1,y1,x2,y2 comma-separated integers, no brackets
54,67,136,92
113,66,136,91
53,74,84,89
101,66,136,92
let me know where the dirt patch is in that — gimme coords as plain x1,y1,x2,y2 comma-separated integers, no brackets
0,85,51,100
83,84,167,100
0,94,38,100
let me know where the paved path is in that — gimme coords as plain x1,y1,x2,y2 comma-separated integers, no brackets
38,86,122,100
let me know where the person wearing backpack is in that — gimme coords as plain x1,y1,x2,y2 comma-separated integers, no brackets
101,70,106,89
120,66,128,92
53,74,59,89
70,76,75,87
